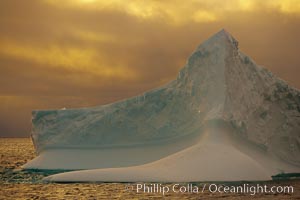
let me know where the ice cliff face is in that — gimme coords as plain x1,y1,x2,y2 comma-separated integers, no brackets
31,29,300,166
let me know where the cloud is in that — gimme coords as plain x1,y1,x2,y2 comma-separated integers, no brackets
43,0,300,25
0,0,300,137
0,39,137,80
270,0,300,14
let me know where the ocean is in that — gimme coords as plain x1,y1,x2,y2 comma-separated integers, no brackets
0,138,299,199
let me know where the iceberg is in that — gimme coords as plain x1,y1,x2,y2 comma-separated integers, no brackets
24,29,300,182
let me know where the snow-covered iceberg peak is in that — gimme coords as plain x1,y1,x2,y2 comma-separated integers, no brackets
176,29,239,120
197,28,238,50
24,29,300,173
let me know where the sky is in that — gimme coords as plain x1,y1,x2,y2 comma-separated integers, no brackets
0,0,300,137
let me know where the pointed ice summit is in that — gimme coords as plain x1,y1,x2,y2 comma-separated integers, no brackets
24,29,300,182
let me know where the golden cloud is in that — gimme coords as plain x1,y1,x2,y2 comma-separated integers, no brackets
44,0,300,25
270,0,300,14
1,0,300,137
0,39,137,80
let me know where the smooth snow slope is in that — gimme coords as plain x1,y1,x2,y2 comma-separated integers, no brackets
44,120,299,182
25,29,300,181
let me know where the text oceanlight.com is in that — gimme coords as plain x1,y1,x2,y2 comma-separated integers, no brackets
125,183,294,196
